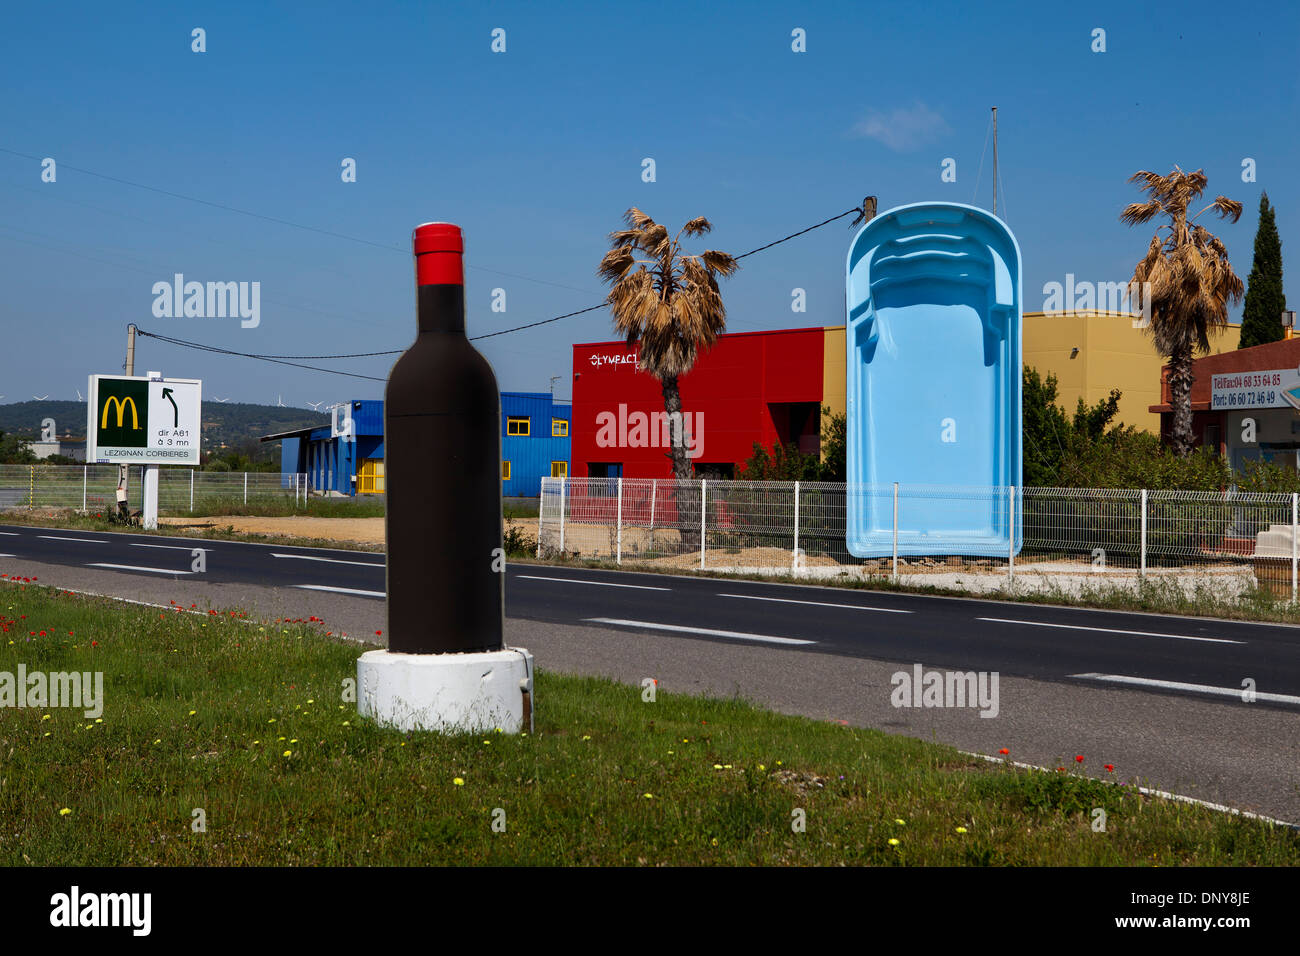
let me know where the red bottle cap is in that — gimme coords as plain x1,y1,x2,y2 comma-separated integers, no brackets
413,222,464,286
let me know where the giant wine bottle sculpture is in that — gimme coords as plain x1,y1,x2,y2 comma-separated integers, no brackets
384,222,504,653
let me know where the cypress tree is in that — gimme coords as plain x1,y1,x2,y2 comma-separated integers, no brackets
1238,193,1287,349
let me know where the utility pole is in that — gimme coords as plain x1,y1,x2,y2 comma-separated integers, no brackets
992,107,998,217
116,324,137,517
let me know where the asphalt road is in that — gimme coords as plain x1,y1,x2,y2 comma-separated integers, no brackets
3,522,1298,821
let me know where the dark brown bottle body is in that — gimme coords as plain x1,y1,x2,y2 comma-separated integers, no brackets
384,256,504,653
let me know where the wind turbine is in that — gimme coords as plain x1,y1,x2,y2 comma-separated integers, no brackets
306,401,324,411
75,388,84,402
212,396,230,403
32,395,48,401
276,394,287,407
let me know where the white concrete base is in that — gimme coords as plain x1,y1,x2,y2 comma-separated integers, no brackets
357,647,534,734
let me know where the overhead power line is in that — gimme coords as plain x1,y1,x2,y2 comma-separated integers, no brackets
135,329,387,382
470,205,862,340
129,202,868,379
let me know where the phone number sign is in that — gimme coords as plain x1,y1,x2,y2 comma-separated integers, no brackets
1210,369,1299,410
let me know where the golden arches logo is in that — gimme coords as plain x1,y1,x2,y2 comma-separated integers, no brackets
101,396,141,430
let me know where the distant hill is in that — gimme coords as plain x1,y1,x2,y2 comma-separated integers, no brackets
0,399,328,453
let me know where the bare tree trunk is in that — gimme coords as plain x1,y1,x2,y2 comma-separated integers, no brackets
661,374,700,550
661,374,692,480
1168,342,1196,457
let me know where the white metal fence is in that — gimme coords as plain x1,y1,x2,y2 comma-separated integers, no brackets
0,465,308,514
538,477,1300,601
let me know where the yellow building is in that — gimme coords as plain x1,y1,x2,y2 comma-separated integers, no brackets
1022,311,1240,432
821,325,847,421
819,314,1240,437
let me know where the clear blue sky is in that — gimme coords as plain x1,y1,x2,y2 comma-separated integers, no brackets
1,0,1295,409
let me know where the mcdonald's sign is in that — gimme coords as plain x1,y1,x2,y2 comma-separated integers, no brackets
102,395,141,430
86,374,202,464
96,380,148,449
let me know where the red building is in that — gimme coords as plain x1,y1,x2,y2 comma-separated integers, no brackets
570,326,840,479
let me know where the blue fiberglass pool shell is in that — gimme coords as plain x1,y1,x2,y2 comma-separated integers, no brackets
845,202,1022,558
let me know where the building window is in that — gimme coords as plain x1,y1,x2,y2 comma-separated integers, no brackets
502,461,511,480
552,418,568,437
551,461,568,478
507,417,530,437
358,458,385,494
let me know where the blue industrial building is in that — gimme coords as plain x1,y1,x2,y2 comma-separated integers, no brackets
261,393,569,497
501,392,571,496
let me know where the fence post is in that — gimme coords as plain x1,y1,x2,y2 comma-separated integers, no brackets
616,477,623,565
558,477,566,554
792,480,801,572
243,472,248,504
891,482,899,584
1291,493,1297,603
699,479,707,570
1140,489,1148,579
28,464,34,507
82,465,87,512
649,479,656,532
536,478,545,559
190,469,195,513
1007,486,1016,584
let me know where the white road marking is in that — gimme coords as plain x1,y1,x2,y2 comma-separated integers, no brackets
0,554,15,558
88,563,193,575
978,617,1245,645
273,553,384,568
132,542,208,551
1070,672,1300,705
519,575,669,591
718,593,911,613
585,617,815,646
0,531,19,536
38,535,108,544
294,584,386,598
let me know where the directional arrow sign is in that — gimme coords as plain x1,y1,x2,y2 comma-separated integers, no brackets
87,375,202,464
161,387,179,427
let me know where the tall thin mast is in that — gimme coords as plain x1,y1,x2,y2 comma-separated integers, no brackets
992,107,998,216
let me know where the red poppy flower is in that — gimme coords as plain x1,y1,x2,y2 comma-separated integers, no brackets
1104,764,1114,772
998,748,1009,755
1075,755,1084,762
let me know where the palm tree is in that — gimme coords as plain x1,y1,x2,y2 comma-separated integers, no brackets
1121,167,1244,457
597,207,738,479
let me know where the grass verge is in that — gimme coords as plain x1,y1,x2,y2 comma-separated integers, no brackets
187,495,386,519
1,581,1296,865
